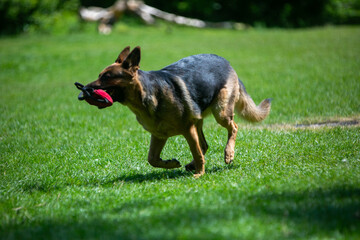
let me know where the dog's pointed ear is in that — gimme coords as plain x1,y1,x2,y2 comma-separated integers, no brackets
122,46,141,70
115,46,131,64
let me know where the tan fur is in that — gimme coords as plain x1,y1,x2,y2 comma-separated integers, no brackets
85,46,271,178
236,87,271,122
209,73,240,165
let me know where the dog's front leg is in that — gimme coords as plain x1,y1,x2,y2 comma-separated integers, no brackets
148,135,181,169
185,120,208,172
184,125,206,178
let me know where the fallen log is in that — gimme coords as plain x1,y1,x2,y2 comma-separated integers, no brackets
79,0,247,34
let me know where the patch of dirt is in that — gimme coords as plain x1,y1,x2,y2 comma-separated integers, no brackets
295,119,360,128
245,117,360,130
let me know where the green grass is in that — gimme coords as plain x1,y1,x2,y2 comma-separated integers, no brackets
1,25,360,239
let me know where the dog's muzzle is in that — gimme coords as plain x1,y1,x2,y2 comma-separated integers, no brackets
74,82,113,109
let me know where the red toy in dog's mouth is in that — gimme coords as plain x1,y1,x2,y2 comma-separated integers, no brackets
75,82,113,109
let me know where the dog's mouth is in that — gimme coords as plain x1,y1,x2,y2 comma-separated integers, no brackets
104,88,115,97
88,84,124,103
102,87,123,102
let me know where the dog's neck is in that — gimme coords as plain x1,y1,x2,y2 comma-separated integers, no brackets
121,70,154,116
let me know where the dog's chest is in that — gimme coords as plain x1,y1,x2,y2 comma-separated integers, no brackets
128,101,186,138
135,114,182,139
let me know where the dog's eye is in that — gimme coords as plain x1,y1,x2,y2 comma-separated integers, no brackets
101,73,112,81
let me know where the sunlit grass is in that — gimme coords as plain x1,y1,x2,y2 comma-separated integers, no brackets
0,25,359,239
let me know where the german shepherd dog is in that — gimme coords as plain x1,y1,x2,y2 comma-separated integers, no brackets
85,46,271,178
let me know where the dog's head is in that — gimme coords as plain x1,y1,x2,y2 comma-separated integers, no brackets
85,46,141,102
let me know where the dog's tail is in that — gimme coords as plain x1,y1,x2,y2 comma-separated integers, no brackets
235,79,271,122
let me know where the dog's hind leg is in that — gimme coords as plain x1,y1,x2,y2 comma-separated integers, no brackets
184,124,206,178
215,115,238,164
148,135,181,169
223,118,238,164
197,119,209,155
212,87,239,165
185,120,208,172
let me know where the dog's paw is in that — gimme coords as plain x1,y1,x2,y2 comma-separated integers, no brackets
164,159,181,169
193,172,205,178
224,149,234,164
224,157,234,165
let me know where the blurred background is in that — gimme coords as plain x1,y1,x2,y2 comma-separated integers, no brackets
1,0,359,35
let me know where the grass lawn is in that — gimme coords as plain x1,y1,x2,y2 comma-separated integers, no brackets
0,25,359,239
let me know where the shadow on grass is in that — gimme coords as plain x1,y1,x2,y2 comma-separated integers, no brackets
3,185,359,239
18,163,240,193
245,186,360,234
113,169,189,183
106,163,240,183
